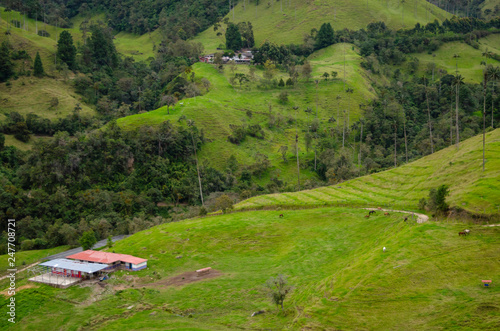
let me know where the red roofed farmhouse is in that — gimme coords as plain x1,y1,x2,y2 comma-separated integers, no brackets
67,250,148,271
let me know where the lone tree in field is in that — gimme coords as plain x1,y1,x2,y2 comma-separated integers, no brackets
57,30,77,70
428,185,450,214
315,23,334,50
265,274,293,313
34,52,44,77
79,230,97,250
215,194,233,213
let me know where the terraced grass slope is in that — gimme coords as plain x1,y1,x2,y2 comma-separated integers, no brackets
2,207,499,329
117,44,375,182
411,36,500,83
194,0,451,53
236,128,500,216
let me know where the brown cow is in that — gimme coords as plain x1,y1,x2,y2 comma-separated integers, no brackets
384,212,390,216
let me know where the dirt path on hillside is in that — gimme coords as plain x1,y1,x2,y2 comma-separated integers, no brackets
0,261,40,281
363,208,429,223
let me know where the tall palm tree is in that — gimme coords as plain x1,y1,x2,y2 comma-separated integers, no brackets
453,54,460,74
293,106,300,190
188,119,204,206
401,0,406,28
452,74,465,150
482,68,488,172
487,66,500,128
423,77,434,154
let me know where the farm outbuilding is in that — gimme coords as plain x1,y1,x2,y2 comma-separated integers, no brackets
67,250,148,271
28,258,109,288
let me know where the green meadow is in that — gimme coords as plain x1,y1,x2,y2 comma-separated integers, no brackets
0,246,69,275
1,207,498,330
117,43,375,183
412,38,500,83
236,128,500,216
194,0,451,53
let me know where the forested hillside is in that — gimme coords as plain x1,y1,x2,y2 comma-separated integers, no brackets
0,0,500,254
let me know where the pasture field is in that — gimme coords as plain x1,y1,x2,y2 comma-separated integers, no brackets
236,128,500,216
117,43,376,182
1,207,498,330
411,39,500,83
0,246,69,274
193,0,451,53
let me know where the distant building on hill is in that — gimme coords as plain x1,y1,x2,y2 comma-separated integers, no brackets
199,50,253,64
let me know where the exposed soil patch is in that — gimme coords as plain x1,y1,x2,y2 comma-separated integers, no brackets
146,269,222,288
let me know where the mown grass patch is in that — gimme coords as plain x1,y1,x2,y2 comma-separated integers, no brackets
236,128,500,215
193,0,451,53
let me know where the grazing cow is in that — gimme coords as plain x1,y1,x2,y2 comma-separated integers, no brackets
377,207,382,210
464,229,470,235
404,217,408,222
279,214,284,218
365,215,370,218
384,212,390,216
369,210,376,215
458,232,467,236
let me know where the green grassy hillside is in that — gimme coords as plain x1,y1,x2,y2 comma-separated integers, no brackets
411,36,500,83
2,207,498,329
236,128,500,216
194,0,451,53
117,43,376,182
0,12,95,118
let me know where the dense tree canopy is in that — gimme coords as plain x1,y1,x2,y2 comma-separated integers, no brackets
57,30,77,70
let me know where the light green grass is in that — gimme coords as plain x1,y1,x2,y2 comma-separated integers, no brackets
236,128,500,215
0,246,69,274
117,44,375,182
2,134,52,151
3,207,499,329
194,0,451,53
413,39,500,83
0,11,95,121
0,76,95,120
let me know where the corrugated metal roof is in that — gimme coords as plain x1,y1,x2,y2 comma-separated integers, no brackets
40,259,108,273
67,250,148,265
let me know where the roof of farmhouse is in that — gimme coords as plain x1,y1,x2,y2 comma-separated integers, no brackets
40,259,109,273
67,250,148,265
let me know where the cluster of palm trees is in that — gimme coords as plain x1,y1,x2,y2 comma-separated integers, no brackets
451,51,500,172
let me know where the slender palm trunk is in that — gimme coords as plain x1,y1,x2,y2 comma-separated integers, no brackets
394,123,397,167
192,132,204,206
359,122,363,174
492,81,496,128
456,84,460,149
342,111,346,148
296,133,300,190
404,117,408,163
425,82,434,153
483,79,487,172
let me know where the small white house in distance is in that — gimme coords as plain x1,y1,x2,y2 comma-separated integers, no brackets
66,250,148,271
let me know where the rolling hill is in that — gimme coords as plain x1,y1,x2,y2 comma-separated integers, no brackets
2,205,498,329
236,128,500,217
410,34,500,83
194,0,452,53
117,43,377,183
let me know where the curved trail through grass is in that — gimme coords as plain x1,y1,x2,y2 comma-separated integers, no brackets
363,207,429,223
